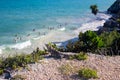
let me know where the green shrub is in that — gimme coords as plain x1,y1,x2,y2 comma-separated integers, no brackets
0,48,48,75
24,54,33,64
68,55,75,60
0,68,3,75
37,50,48,56
78,68,98,79
48,42,58,50
59,64,73,75
117,19,120,23
100,30,120,47
80,31,104,50
111,38,120,55
66,41,75,52
68,52,88,60
75,52,88,60
65,31,104,52
64,30,120,55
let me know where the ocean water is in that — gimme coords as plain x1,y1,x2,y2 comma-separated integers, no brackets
0,0,115,54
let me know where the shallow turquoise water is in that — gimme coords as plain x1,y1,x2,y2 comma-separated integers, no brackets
0,0,115,45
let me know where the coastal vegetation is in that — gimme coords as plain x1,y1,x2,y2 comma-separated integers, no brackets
0,48,48,75
47,30,120,56
0,1,119,79
59,30,120,56
59,64,74,76
78,68,98,79
48,42,59,51
69,52,88,60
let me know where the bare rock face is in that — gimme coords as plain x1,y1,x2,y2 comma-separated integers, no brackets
108,0,120,14
103,17,120,30
100,0,120,32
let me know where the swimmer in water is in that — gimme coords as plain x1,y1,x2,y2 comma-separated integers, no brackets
14,39,17,43
33,29,35,31
14,34,18,37
27,34,30,37
19,37,22,40
38,32,41,35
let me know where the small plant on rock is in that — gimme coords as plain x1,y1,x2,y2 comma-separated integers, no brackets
48,42,58,50
59,64,73,75
75,52,88,60
78,68,98,79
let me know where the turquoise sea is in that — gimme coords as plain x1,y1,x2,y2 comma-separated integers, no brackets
0,0,115,54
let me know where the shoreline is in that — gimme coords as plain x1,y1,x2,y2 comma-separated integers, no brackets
0,12,111,56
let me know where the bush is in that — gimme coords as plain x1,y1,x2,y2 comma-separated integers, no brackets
117,19,120,23
68,55,75,60
75,52,88,60
64,30,120,55
0,48,48,75
66,41,75,52
78,68,98,79
100,30,120,47
37,50,48,56
59,64,73,75
80,31,104,50
48,42,58,50
68,52,88,60
111,38,120,55
65,31,104,52
0,68,3,75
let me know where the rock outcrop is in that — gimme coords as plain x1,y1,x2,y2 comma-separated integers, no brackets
100,0,120,32
102,16,120,32
45,44,76,59
108,0,120,14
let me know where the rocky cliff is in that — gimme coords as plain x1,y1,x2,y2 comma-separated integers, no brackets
108,0,120,14
100,0,120,33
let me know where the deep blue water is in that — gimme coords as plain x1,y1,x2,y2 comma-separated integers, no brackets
0,0,115,45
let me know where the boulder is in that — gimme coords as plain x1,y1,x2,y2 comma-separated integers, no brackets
4,69,11,79
104,20,119,28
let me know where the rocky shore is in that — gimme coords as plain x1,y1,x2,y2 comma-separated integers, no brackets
101,0,120,32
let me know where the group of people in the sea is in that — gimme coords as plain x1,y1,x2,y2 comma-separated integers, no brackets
13,23,68,43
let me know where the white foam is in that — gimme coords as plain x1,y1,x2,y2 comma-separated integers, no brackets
33,36,45,40
55,42,62,47
10,40,31,49
0,46,6,54
74,20,105,34
33,37,41,40
74,13,111,34
59,27,66,31
96,13,111,20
